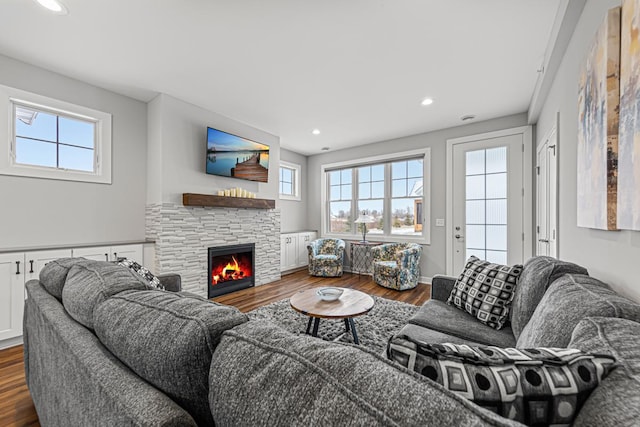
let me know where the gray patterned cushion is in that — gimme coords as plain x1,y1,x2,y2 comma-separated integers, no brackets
210,321,522,426
510,256,588,339
570,317,640,427
387,339,616,426
61,262,149,329
448,256,523,330
517,274,640,348
118,258,164,290
94,290,248,426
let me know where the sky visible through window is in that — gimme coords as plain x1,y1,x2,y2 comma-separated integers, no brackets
14,105,95,172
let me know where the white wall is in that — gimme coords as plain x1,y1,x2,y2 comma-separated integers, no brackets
147,94,279,205
0,54,148,249
536,0,640,302
307,113,528,279
279,148,310,232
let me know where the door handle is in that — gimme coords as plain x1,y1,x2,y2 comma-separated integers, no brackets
455,234,464,239
538,239,549,243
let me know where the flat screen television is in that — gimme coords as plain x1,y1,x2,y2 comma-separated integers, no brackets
206,127,270,183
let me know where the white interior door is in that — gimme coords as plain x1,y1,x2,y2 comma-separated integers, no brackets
449,133,525,273
536,128,558,257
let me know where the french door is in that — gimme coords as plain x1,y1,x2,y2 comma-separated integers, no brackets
447,128,531,275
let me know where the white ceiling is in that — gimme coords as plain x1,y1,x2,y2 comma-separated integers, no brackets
0,0,559,155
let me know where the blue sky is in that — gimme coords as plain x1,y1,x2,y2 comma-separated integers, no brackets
207,127,269,152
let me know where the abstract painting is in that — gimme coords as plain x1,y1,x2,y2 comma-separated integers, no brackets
618,0,640,230
577,6,621,230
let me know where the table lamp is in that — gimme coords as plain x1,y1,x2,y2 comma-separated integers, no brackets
354,211,373,243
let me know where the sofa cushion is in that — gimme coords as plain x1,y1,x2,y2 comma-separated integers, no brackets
209,321,522,427
39,257,95,300
94,290,248,427
448,256,523,330
390,323,487,349
61,262,150,329
118,258,164,289
570,317,640,427
388,339,616,426
510,256,588,339
516,274,640,348
409,300,516,347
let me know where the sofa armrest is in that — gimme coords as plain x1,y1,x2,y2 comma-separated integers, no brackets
431,274,457,302
158,274,181,292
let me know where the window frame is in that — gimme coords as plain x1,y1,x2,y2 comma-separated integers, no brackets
279,160,301,201
0,84,112,184
321,148,431,244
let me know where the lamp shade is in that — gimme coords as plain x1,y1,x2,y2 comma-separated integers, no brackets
354,213,373,223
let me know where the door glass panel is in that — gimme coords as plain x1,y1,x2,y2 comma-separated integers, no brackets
486,199,507,225
466,175,485,199
466,200,485,224
466,150,485,175
486,173,507,199
486,147,507,173
466,225,485,249
465,147,509,262
486,225,507,250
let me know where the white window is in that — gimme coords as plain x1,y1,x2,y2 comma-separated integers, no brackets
322,148,431,243
0,85,112,184
279,161,301,201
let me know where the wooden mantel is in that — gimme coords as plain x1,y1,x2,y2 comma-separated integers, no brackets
182,193,276,209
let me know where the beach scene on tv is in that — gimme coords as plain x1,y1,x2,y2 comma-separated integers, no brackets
206,127,270,183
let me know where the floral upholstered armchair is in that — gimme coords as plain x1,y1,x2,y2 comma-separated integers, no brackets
371,243,422,290
307,238,346,277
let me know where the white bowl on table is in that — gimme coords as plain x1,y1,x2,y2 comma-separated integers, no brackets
317,287,344,301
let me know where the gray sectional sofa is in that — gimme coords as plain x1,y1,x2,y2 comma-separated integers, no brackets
23,256,640,426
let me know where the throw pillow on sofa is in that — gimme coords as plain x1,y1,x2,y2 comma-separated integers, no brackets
387,338,616,426
447,256,523,330
118,258,164,289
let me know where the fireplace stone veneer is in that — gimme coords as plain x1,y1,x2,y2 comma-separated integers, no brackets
146,202,280,297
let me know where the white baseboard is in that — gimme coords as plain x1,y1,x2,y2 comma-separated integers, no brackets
0,335,23,350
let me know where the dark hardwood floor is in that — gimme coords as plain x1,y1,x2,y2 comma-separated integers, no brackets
0,270,431,427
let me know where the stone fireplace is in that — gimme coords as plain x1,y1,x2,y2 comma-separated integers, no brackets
146,202,280,297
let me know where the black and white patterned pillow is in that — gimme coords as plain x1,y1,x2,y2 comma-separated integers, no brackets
387,339,617,426
447,256,522,329
118,259,164,290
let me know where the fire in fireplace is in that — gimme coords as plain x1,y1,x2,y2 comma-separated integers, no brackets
208,243,255,298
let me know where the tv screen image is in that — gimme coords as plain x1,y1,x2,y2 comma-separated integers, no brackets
206,127,269,183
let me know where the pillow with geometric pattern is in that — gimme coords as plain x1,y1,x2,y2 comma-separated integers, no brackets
387,339,617,426
118,258,164,290
447,256,523,329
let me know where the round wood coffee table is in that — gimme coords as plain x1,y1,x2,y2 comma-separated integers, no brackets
289,288,375,345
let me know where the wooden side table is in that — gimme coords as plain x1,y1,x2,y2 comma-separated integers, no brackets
289,288,375,345
350,241,382,277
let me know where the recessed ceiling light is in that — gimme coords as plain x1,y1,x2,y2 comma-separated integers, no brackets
321,147,330,151
34,0,68,14
421,98,434,106
312,129,321,135
461,114,476,122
